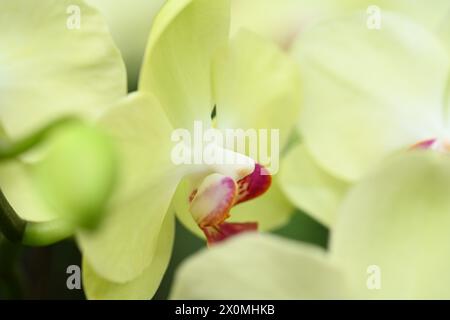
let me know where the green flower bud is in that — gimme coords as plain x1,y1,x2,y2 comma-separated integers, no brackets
32,123,117,230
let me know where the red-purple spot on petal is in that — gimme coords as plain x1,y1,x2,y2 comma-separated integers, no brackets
202,222,258,246
410,139,436,150
234,163,272,205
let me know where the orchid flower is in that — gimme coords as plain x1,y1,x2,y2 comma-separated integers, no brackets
278,4,450,228
0,0,126,244
84,0,344,84
86,0,333,87
78,0,300,299
172,150,450,299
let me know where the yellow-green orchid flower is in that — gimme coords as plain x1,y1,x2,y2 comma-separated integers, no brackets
78,0,301,299
86,0,165,87
172,150,450,299
86,0,335,87
279,4,450,228
85,0,349,83
0,0,126,244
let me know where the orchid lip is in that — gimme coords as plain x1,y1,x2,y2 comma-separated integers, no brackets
188,163,272,245
189,174,237,227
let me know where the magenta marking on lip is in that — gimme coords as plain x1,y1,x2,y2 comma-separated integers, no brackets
189,163,272,245
235,163,272,205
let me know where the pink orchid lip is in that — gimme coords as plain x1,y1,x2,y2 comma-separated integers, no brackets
188,163,272,245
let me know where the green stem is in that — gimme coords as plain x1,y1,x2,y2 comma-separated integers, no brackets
0,188,73,246
0,116,79,160
0,188,26,242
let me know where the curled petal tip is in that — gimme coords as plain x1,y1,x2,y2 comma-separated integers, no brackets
235,163,272,205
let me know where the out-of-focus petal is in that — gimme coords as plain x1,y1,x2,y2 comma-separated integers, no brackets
293,13,449,181
0,0,126,138
170,233,349,299
279,143,348,227
86,0,165,86
83,212,175,300
139,0,230,130
77,93,180,283
331,151,450,299
212,30,301,151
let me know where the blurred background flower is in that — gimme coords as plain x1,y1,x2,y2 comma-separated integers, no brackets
279,3,450,230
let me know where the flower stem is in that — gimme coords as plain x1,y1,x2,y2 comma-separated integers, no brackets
0,188,74,246
0,188,26,242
